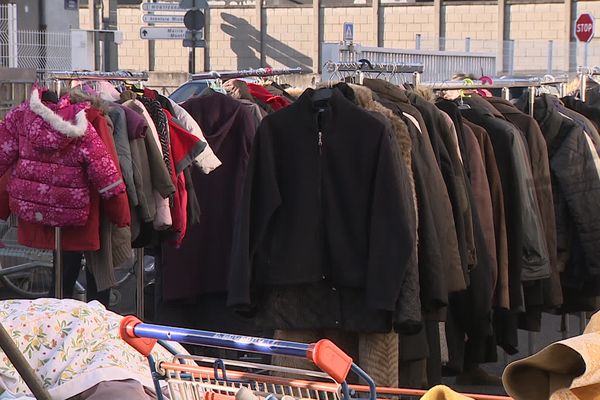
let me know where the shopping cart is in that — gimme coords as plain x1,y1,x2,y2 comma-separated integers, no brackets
120,316,512,400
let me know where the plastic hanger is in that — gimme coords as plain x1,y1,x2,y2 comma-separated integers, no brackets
457,78,473,109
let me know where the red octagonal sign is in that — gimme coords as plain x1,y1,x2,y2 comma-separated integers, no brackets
576,13,595,43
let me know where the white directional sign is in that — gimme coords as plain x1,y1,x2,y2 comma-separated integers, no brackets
139,26,186,40
141,2,187,12
142,14,184,24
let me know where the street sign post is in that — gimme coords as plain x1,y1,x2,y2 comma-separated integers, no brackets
343,22,354,44
139,26,186,40
141,2,187,12
142,14,184,24
576,13,595,42
576,13,595,67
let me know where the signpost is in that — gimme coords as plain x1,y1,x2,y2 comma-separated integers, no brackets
142,14,184,24
576,13,595,67
343,22,354,44
141,2,187,12
139,27,187,40
139,1,207,73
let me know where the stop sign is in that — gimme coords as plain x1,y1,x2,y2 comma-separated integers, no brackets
576,13,595,42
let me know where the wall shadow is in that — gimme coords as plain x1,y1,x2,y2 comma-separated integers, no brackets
220,12,312,70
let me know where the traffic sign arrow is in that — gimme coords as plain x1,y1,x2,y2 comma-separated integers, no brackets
139,26,187,40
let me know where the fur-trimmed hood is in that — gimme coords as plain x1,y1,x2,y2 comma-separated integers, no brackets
28,89,90,152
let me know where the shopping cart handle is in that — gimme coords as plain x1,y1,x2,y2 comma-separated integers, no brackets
119,315,158,357
120,316,353,384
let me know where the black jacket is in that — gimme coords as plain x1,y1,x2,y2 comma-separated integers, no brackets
461,106,550,311
533,95,600,285
228,88,417,330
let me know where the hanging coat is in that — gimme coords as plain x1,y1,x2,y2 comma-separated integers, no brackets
228,88,416,332
161,89,258,301
485,96,562,309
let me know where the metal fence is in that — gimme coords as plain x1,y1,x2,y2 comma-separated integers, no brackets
321,42,497,83
0,4,72,72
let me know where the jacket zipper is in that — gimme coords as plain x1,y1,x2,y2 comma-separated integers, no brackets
317,128,324,281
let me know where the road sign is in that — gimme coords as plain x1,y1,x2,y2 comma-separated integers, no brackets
139,26,186,40
343,22,353,43
141,2,187,12
142,14,184,24
184,9,205,30
576,13,595,42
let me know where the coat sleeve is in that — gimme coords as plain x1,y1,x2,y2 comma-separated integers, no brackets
90,111,131,228
81,122,126,200
169,98,222,174
0,106,22,177
227,120,281,312
367,124,417,312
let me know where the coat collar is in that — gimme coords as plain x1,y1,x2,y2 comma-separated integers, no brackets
362,78,410,105
29,89,88,138
464,94,505,119
534,94,573,154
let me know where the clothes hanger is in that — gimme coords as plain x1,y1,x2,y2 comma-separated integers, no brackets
457,78,473,109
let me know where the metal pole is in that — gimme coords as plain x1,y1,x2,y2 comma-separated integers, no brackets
502,86,510,100
559,82,567,97
135,248,145,318
0,322,52,400
547,40,553,74
149,0,156,71
54,227,63,299
415,34,421,50
508,40,515,76
581,72,587,101
584,41,590,71
7,4,17,68
413,71,421,87
465,37,471,52
528,85,535,117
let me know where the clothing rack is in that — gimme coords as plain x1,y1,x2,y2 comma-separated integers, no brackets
577,66,600,102
45,70,148,319
190,67,304,81
420,77,568,117
324,61,425,85
46,70,149,82
423,75,573,359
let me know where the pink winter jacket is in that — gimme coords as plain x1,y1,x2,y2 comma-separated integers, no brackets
0,89,126,227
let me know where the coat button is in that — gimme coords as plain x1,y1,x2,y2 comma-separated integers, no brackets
331,287,337,292
335,320,340,326
321,275,326,280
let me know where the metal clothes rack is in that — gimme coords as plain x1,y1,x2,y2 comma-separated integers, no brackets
577,66,600,102
190,67,304,81
46,70,148,319
420,77,568,117
323,61,424,85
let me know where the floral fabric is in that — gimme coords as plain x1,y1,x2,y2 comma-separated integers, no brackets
0,298,187,399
